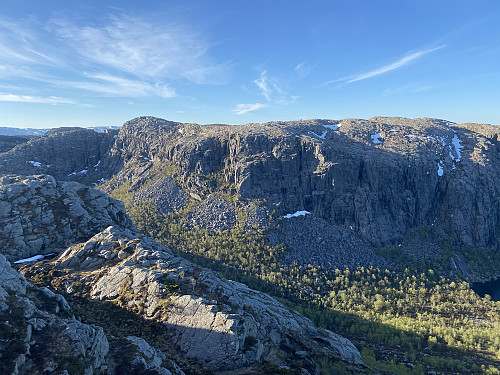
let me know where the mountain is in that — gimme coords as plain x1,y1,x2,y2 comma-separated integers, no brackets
1,116,500,374
0,127,48,136
0,174,363,374
0,135,34,153
2,116,499,279
0,125,120,137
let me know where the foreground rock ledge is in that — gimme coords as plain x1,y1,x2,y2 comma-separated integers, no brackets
23,225,364,372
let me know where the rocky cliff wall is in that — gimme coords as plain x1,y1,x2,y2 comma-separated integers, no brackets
2,116,499,251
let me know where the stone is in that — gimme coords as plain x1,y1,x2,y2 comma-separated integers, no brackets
0,175,135,262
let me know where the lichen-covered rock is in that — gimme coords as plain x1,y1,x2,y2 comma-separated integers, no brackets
0,252,184,375
0,253,108,375
0,175,135,262
124,336,185,375
38,226,364,372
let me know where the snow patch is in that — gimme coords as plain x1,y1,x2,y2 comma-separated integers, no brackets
68,169,88,176
113,135,118,139
98,178,106,183
284,211,310,219
94,160,101,168
143,156,152,162
308,130,327,139
14,253,55,264
27,161,42,168
371,133,383,144
451,133,463,162
437,161,444,176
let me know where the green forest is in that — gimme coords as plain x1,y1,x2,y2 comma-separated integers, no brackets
111,190,500,375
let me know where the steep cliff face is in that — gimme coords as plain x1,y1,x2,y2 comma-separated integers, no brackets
104,116,500,250
0,127,119,185
1,116,499,259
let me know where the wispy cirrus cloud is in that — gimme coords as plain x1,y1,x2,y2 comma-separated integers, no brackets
60,73,176,98
0,11,231,103
0,17,63,67
294,60,313,80
254,71,299,105
49,13,231,84
0,92,75,105
232,103,266,115
319,45,446,87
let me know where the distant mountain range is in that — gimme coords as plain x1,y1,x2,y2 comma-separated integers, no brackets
0,125,121,136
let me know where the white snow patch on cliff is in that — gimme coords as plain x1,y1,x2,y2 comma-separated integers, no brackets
371,133,383,144
14,253,54,264
437,161,444,176
308,130,327,139
284,211,311,219
27,161,42,167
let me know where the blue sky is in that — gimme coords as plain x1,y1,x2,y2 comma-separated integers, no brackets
1,1,500,128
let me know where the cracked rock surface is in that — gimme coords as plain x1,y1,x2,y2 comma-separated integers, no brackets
0,174,134,262
23,225,363,372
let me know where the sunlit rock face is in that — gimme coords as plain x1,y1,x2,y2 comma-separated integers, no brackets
0,174,134,262
28,225,363,371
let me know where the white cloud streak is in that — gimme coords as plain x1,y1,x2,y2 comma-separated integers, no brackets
61,73,176,98
320,45,445,87
49,13,230,84
0,93,75,105
0,12,230,102
254,71,298,105
383,83,436,96
232,103,266,115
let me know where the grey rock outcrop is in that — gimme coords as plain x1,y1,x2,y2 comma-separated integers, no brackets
1,252,185,375
124,336,185,375
0,253,108,375
0,175,134,262
31,225,363,372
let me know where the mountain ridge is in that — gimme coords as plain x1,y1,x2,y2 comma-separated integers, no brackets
2,115,499,279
